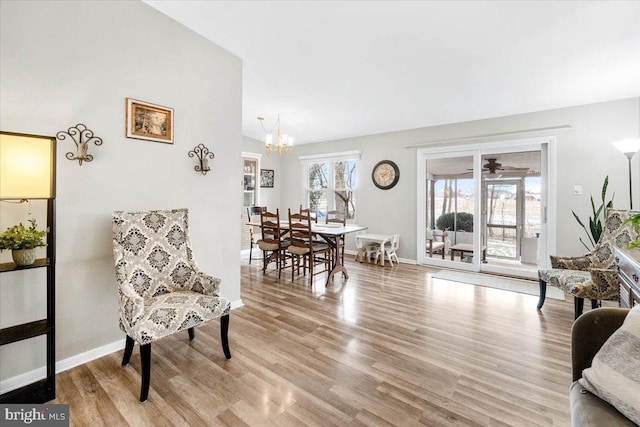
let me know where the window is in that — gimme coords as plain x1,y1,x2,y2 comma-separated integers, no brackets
302,152,359,219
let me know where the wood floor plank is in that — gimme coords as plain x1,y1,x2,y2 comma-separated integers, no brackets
49,259,576,426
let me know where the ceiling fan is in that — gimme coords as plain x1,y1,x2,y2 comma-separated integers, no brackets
482,158,529,174
465,158,531,175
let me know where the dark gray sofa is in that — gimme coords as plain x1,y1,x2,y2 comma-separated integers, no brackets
570,307,636,426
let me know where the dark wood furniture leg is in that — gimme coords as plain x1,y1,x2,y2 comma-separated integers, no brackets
188,327,195,341
591,299,599,310
574,297,584,320
140,343,151,402
324,234,348,286
537,279,546,310
122,336,135,366
220,314,231,359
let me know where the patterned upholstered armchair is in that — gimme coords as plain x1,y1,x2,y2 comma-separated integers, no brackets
538,209,637,319
112,208,231,402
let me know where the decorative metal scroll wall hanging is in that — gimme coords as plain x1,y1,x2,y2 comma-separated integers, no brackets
188,144,214,175
56,124,103,166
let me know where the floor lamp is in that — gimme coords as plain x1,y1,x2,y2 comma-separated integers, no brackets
612,138,640,209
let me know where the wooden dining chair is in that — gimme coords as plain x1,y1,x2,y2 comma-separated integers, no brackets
258,209,289,278
246,206,266,265
286,209,332,284
326,210,347,265
299,204,318,223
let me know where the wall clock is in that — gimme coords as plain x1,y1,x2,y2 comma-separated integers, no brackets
372,160,400,190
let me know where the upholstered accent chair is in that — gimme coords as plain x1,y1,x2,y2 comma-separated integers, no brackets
112,208,231,402
538,209,637,319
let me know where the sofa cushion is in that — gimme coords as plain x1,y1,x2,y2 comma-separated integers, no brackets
579,304,640,425
570,381,636,427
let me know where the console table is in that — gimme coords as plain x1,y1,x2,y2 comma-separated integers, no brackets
615,246,640,308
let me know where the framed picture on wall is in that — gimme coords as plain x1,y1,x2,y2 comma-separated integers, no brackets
260,169,274,188
126,98,174,144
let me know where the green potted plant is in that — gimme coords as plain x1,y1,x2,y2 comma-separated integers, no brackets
572,176,614,250
0,218,48,266
624,213,640,249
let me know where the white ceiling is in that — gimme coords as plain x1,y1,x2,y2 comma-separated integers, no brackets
145,1,640,145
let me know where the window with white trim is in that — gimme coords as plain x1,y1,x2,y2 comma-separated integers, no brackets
301,151,360,220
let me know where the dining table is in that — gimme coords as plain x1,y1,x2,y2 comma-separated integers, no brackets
247,220,367,286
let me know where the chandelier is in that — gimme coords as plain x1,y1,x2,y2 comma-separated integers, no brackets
257,114,293,155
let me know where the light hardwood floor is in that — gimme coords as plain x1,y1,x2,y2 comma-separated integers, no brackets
53,260,577,426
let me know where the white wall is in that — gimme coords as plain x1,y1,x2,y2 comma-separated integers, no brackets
0,0,242,385
280,98,640,260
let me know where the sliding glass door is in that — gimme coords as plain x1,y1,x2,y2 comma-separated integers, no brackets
483,179,522,260
417,139,554,278
423,152,480,271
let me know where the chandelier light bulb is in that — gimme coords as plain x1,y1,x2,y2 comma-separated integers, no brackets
258,114,293,155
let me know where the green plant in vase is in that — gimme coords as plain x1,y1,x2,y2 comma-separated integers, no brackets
624,213,640,249
0,218,48,266
572,176,614,251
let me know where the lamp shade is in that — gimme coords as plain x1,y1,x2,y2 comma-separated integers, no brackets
612,138,640,156
0,132,55,199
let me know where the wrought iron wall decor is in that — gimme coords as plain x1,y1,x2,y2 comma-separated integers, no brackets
188,144,214,175
56,124,103,166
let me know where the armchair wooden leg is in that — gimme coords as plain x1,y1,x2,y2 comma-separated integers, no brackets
220,314,231,360
122,336,135,366
537,279,547,310
188,327,195,341
574,297,585,320
591,299,599,310
140,343,151,402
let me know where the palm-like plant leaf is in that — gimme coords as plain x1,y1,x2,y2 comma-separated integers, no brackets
572,176,613,250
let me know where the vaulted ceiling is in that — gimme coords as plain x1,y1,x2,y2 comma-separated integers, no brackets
146,1,640,144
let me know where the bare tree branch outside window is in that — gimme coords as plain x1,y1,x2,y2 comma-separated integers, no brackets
306,160,357,219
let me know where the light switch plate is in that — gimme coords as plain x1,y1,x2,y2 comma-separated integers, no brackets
573,185,582,196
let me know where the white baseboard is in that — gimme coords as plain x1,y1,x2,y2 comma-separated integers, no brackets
0,298,243,394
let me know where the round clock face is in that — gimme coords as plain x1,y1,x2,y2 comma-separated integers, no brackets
372,160,399,190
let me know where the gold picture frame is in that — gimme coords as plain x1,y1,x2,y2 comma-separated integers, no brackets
126,98,174,144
